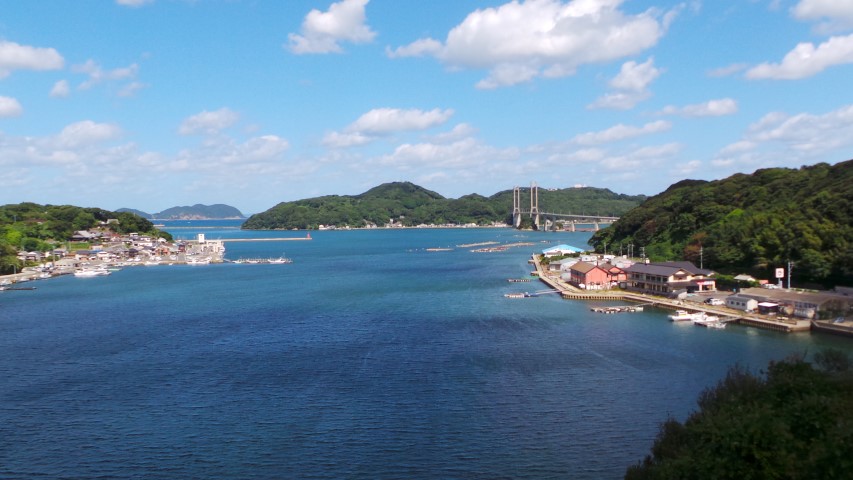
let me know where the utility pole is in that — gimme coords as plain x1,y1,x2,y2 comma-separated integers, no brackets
700,246,703,269
787,261,794,289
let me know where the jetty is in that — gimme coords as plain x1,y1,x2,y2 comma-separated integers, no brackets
222,237,311,242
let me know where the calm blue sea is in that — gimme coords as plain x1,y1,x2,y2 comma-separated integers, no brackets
1,223,851,479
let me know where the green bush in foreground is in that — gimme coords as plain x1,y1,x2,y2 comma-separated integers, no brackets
626,350,853,480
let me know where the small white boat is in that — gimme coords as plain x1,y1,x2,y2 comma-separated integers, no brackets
74,268,110,277
268,256,293,264
668,310,694,322
692,312,721,327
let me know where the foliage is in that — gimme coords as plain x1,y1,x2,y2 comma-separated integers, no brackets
0,203,171,274
626,350,853,480
590,160,853,286
242,182,646,230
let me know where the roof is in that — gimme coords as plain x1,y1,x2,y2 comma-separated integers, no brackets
570,261,600,274
625,261,712,277
739,287,850,305
542,244,584,254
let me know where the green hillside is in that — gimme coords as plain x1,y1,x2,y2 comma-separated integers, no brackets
590,160,853,286
242,182,646,230
0,203,170,274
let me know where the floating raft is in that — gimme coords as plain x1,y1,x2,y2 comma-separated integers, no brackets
591,305,645,314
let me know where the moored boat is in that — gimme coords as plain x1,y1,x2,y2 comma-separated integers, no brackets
668,310,694,322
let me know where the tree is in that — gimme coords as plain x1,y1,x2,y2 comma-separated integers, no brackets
626,350,853,479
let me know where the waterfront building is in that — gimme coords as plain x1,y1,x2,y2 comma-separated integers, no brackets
737,287,852,320
568,261,612,289
624,261,716,296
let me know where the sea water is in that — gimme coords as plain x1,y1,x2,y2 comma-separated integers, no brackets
1,224,850,479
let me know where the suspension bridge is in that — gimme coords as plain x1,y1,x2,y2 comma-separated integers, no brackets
512,182,620,231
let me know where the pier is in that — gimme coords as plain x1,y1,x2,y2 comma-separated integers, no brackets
222,237,312,242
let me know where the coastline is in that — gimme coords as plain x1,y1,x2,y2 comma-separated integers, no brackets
528,254,817,335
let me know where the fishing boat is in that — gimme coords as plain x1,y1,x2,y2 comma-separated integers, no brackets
668,310,695,322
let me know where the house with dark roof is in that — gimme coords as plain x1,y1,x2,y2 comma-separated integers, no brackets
624,261,716,295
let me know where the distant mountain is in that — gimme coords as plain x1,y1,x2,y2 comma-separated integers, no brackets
117,208,153,219
589,160,853,286
242,181,645,230
118,204,245,220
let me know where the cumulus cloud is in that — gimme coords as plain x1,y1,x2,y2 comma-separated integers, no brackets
571,120,671,146
0,40,64,78
792,0,853,33
58,120,122,148
0,96,23,117
713,104,853,168
746,33,853,79
659,98,738,117
376,137,511,170
347,108,453,134
178,108,240,135
287,0,376,54
324,107,454,148
50,80,71,98
588,57,661,110
73,60,140,90
389,0,675,89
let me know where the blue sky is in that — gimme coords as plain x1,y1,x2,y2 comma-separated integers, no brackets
1,0,852,214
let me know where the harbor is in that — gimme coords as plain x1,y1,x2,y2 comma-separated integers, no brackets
511,254,814,333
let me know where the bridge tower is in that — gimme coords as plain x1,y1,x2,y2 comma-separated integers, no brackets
530,181,540,230
512,186,522,228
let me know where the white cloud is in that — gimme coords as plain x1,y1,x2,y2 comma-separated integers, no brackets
0,96,23,117
385,38,442,58
0,40,64,78
287,0,376,54
58,120,122,147
429,123,477,143
50,80,70,98
713,104,853,168
347,108,453,135
73,60,139,90
571,120,671,146
322,131,373,148
390,0,675,89
178,108,240,135
117,81,147,97
792,0,853,33
660,98,738,117
589,57,660,110
325,108,454,148
376,137,509,170
609,57,661,92
746,33,853,79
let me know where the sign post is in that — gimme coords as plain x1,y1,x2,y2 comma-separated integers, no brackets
775,268,784,287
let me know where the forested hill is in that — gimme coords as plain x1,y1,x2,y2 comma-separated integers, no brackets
0,203,170,274
118,204,245,220
590,160,853,287
242,182,645,230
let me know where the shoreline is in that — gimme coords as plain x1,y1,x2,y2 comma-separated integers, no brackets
528,254,819,335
